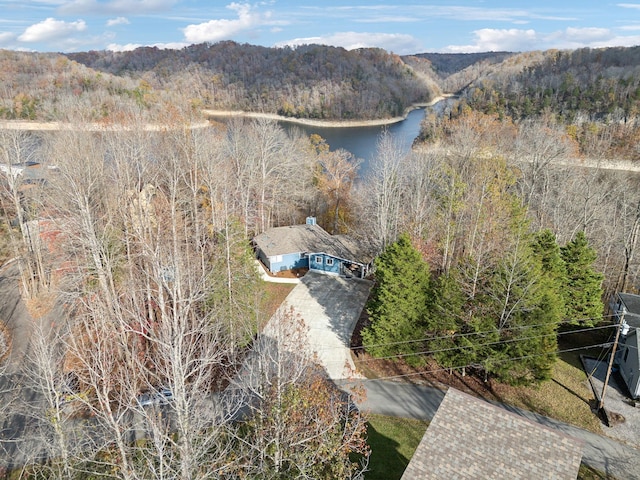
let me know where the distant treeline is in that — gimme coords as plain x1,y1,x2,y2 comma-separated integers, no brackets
67,42,435,120
456,47,640,123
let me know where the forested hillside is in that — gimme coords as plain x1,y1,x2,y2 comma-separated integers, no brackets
404,51,514,92
67,42,436,120
3,41,640,477
427,47,640,160
0,49,177,123
458,47,640,122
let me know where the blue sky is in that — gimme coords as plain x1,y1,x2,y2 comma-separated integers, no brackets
1,1,640,54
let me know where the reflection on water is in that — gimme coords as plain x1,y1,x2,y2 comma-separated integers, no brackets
279,108,426,175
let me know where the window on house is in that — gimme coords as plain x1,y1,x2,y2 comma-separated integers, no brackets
314,256,323,264
326,258,334,266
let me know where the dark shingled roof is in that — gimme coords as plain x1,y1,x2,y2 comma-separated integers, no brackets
253,224,370,264
619,293,640,328
401,388,583,480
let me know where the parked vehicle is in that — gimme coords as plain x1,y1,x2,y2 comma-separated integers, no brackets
137,387,174,407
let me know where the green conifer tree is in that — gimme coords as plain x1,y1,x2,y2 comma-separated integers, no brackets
428,273,500,376
474,228,565,385
561,231,604,326
362,234,431,364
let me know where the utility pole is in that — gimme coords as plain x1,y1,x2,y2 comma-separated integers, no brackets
599,309,625,411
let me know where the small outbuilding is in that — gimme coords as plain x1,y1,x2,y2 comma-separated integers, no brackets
253,217,372,278
402,388,583,480
611,292,640,398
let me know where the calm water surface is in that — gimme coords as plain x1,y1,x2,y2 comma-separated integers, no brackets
279,108,426,175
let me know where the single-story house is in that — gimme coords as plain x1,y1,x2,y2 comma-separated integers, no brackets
253,217,372,278
611,292,640,398
402,388,583,480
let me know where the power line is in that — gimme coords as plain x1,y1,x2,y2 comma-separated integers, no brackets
335,313,616,352
304,315,616,352
357,341,613,383
349,323,615,364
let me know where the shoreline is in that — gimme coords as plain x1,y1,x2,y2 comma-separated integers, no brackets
0,95,456,132
203,95,455,128
0,120,211,132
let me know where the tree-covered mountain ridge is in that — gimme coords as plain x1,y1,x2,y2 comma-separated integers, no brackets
4,43,640,127
445,46,640,124
66,42,439,121
413,46,640,162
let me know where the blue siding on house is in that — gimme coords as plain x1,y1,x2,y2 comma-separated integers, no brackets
309,253,342,275
266,252,309,273
254,221,370,279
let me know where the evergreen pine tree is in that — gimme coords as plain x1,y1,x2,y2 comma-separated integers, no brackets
362,234,431,364
481,230,564,385
532,229,567,290
428,273,500,376
561,231,604,326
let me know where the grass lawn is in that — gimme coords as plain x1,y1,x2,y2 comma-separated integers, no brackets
366,415,428,480
365,415,614,480
259,281,296,325
493,354,603,433
578,464,619,480
361,350,604,434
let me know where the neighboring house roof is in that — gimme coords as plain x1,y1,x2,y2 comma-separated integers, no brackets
623,328,640,360
618,293,640,329
253,224,370,264
620,328,640,398
402,388,583,480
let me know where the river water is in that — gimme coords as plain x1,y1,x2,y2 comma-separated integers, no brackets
279,107,426,175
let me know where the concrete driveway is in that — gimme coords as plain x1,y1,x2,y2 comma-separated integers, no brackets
277,270,372,380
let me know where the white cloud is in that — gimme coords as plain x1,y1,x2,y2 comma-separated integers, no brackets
441,26,636,53
107,41,187,51
275,31,423,55
107,16,130,27
443,28,537,53
182,2,275,43
107,42,141,51
563,27,611,43
313,5,576,24
59,0,176,15
604,34,640,47
0,32,17,45
355,16,419,24
18,17,86,43
620,24,640,31
618,3,640,9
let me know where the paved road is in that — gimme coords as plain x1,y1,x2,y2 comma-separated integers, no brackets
0,260,33,369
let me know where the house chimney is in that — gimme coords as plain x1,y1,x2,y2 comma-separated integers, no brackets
306,216,317,225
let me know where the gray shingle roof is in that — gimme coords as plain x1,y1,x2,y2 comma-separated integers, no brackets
402,388,583,480
619,293,640,328
253,224,369,264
